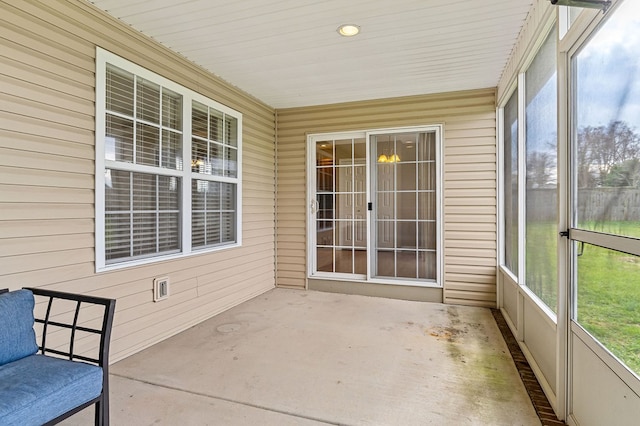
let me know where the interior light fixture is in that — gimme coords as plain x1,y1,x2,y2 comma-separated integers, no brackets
549,0,611,12
377,153,401,163
337,24,360,37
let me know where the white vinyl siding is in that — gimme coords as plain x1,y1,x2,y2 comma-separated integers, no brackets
96,49,242,271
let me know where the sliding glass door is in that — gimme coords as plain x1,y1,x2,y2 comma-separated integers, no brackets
308,127,441,286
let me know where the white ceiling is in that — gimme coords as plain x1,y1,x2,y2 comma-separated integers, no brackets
88,0,533,108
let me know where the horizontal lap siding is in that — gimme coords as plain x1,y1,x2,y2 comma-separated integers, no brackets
0,0,276,361
276,89,497,306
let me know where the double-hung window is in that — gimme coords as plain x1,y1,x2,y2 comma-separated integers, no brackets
95,48,242,271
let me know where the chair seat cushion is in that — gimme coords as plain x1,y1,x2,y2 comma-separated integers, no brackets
0,354,103,426
0,289,37,366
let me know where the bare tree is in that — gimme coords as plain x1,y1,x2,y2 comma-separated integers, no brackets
577,120,640,188
526,151,555,188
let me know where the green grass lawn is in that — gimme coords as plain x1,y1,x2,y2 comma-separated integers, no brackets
526,221,640,375
577,241,640,375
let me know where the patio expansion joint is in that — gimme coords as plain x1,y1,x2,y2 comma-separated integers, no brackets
110,372,344,426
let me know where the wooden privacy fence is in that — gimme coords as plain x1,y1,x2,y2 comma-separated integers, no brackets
526,188,640,222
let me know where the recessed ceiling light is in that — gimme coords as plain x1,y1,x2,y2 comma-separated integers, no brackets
337,24,360,37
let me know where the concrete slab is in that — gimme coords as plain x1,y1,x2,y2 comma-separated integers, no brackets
65,289,541,425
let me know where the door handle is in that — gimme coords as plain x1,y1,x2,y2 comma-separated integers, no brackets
310,199,319,214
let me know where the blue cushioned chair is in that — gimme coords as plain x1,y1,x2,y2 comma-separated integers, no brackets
0,288,116,426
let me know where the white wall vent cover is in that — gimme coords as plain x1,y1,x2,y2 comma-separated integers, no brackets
153,277,170,302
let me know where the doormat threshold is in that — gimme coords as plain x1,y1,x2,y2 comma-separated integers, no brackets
491,309,566,426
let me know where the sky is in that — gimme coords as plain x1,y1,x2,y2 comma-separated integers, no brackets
576,0,640,130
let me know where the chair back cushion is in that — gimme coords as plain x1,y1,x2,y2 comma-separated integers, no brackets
0,289,38,366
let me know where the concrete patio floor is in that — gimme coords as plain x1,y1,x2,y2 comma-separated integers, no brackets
63,289,541,425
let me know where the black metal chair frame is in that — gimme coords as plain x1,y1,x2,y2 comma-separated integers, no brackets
23,287,116,426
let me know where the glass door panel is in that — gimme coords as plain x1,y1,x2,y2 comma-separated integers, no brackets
314,137,366,275
373,131,437,281
570,0,640,382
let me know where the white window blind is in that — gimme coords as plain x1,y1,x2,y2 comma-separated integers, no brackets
96,49,242,271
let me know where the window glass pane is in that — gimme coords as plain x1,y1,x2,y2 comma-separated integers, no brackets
526,29,558,312
317,221,334,245
396,251,417,279
417,162,435,190
207,212,222,244
136,123,160,167
397,135,417,162
396,163,416,191
225,146,238,178
192,101,208,138
136,77,160,124
575,0,640,239
192,212,205,247
206,181,221,210
225,115,238,147
192,138,208,173
106,64,134,116
397,222,416,249
577,244,640,375
161,130,182,171
417,132,436,162
317,247,334,272
503,90,519,276
132,213,157,256
105,213,131,261
336,194,353,219
376,250,395,276
210,143,223,176
418,251,437,280
418,192,436,221
162,87,182,131
105,170,180,264
132,172,156,211
376,135,393,164
335,140,353,165
159,212,180,252
317,141,334,167
397,192,416,220
191,180,236,249
158,176,179,210
105,115,133,163
105,169,130,211
418,222,436,250
210,110,223,142
221,183,235,210
221,212,235,242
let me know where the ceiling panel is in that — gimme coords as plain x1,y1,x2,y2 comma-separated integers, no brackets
88,0,533,108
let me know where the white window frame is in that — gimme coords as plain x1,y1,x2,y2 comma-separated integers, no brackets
95,48,242,272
